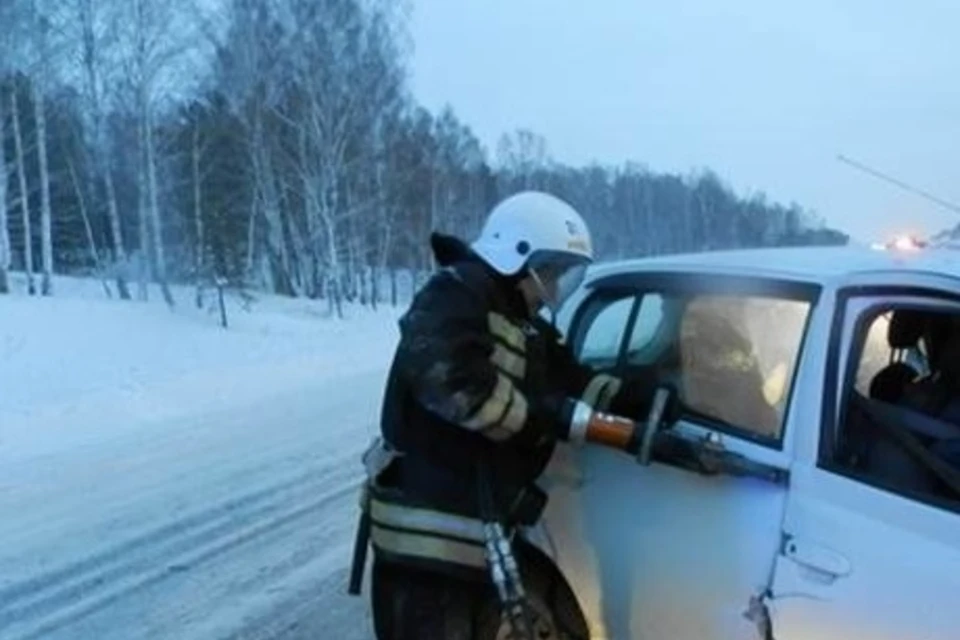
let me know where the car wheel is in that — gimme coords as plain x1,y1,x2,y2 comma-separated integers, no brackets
490,590,564,640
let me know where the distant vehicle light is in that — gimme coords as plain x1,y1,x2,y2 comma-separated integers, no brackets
893,236,919,251
880,235,927,252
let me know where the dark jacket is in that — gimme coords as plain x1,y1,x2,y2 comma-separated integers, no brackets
367,233,656,579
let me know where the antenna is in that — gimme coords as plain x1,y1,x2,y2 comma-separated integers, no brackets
837,154,960,216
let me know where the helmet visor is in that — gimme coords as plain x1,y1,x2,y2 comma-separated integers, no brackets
528,252,590,311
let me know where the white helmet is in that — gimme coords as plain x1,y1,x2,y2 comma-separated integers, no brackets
471,191,594,310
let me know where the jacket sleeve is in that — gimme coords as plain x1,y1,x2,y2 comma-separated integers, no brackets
394,270,538,443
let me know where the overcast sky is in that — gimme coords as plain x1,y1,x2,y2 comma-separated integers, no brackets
409,0,960,244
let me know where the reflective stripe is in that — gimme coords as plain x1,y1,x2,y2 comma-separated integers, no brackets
371,524,488,569
488,313,526,353
501,387,528,434
583,374,623,412
463,373,513,431
370,497,486,543
483,387,528,441
491,343,526,380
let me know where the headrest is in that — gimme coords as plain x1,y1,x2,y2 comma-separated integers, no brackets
888,310,927,349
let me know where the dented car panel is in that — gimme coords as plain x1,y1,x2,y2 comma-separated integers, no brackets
537,445,787,639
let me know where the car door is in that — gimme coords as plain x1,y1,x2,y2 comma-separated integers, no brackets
769,270,960,640
529,270,823,640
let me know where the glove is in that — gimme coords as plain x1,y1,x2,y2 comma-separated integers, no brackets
533,394,602,445
519,393,582,445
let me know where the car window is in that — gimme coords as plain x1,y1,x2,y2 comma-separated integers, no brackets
677,295,810,439
574,284,813,443
854,312,893,395
824,297,960,515
854,311,932,396
578,296,635,369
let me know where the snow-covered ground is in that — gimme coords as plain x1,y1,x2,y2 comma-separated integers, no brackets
0,274,400,640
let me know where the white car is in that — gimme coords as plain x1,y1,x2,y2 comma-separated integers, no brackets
525,244,960,640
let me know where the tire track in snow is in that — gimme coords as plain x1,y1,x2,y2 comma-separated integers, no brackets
0,461,340,609
0,451,364,640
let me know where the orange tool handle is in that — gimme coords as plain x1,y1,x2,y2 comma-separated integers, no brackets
584,412,638,451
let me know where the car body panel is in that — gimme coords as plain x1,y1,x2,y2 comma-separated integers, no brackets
769,270,960,640
531,247,960,639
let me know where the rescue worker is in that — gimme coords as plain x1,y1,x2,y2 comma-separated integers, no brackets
350,191,679,639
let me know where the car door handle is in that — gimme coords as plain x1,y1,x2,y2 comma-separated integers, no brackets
782,535,852,581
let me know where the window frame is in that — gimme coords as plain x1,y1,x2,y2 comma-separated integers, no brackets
570,288,642,370
568,270,822,450
818,284,960,516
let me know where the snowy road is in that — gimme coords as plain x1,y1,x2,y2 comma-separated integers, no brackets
0,367,383,640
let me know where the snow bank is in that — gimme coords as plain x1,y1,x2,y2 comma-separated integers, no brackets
0,273,403,458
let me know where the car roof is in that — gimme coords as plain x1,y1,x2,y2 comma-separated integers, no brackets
585,245,960,285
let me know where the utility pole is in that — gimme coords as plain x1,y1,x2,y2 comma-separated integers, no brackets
837,154,960,216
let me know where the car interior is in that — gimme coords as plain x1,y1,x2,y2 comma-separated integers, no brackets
836,307,960,505
575,290,787,440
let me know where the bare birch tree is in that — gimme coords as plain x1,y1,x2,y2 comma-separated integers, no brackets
116,0,205,306
71,0,132,299
10,87,34,295
210,0,294,293
0,96,10,294
0,2,17,294
281,0,404,314
22,0,57,295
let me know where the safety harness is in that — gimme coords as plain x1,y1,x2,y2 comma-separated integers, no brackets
476,453,538,640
